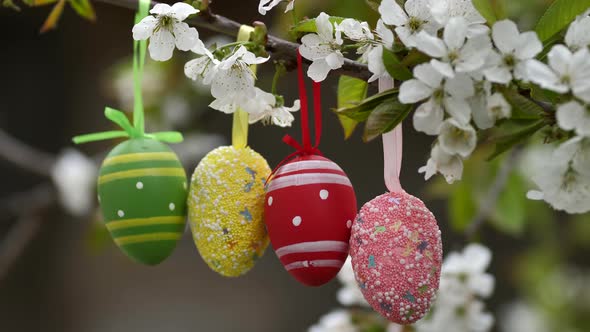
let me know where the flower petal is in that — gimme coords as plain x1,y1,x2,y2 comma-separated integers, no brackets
557,101,584,132
379,0,409,26
211,66,255,99
399,79,433,103
547,44,573,77
566,16,590,50
413,99,444,135
414,62,444,88
132,16,158,40
170,2,199,21
316,12,334,42
431,59,455,78
300,34,333,60
445,74,475,99
456,34,491,73
325,52,344,69
173,22,199,51
444,17,468,50
491,20,519,54
444,96,472,124
150,3,171,16
307,59,332,82
415,31,447,58
148,29,176,61
525,60,568,93
515,31,543,60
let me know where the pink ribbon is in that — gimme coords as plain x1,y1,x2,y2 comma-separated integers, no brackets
380,77,403,193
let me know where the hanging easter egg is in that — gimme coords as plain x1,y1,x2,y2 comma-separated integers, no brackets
188,146,271,277
349,191,442,324
97,138,188,265
265,154,357,286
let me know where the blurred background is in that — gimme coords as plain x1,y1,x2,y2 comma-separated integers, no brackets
0,0,589,331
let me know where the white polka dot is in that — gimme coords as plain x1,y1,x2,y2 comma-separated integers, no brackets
319,189,329,200
169,203,176,211
347,220,352,228
136,181,144,189
268,196,273,206
117,210,125,218
292,216,302,226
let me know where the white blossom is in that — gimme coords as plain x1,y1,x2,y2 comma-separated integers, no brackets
209,46,268,113
472,92,511,129
526,45,590,103
527,138,590,214
336,256,370,307
415,243,495,332
335,19,374,45
400,63,475,132
308,310,358,332
184,44,220,84
438,118,477,158
132,2,200,61
440,244,495,299
258,0,294,15
51,149,97,217
378,0,439,48
565,16,590,51
419,143,464,183
484,20,543,84
299,12,344,82
556,101,590,137
367,19,395,82
247,88,300,127
500,301,550,332
430,0,489,37
415,17,492,78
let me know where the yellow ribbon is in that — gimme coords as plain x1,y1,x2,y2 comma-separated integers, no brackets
232,25,256,149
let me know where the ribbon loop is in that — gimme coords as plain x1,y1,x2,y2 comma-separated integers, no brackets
379,77,404,193
265,50,323,184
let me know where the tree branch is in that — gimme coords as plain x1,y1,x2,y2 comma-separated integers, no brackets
93,0,371,81
465,147,523,239
0,128,56,177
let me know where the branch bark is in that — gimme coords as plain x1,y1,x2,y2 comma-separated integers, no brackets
0,129,56,177
465,147,523,239
94,0,371,81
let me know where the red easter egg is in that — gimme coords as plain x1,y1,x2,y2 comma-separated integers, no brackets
265,155,357,286
350,191,442,324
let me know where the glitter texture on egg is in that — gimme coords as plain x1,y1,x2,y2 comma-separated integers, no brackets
349,191,442,324
188,146,271,277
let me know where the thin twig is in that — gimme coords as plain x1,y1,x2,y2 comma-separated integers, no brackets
465,147,523,239
0,213,45,282
0,128,56,177
93,0,372,81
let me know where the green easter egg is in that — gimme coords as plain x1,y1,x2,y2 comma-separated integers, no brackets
97,138,188,265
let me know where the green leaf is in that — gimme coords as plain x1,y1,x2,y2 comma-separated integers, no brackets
401,49,430,67
382,48,413,81
39,0,66,33
335,89,398,122
68,0,95,21
291,16,345,33
337,75,368,139
449,181,477,232
488,119,546,160
363,99,412,142
535,0,590,42
491,171,527,235
472,0,497,24
501,88,545,120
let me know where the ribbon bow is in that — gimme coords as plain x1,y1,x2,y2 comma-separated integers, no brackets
267,50,323,182
72,0,183,145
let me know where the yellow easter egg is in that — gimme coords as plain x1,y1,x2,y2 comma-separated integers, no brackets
188,146,271,277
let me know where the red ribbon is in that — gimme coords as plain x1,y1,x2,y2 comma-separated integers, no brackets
267,50,323,183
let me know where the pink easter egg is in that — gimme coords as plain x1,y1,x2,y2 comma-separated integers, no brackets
349,191,442,324
265,155,357,286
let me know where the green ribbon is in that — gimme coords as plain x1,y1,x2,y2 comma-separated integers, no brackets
73,0,183,145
